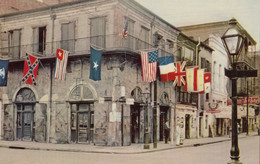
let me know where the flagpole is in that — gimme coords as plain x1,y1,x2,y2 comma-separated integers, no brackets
196,38,201,139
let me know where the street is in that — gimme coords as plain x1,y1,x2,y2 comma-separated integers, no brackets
0,136,259,164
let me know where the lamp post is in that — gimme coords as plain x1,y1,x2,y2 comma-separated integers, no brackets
221,18,244,164
143,88,150,149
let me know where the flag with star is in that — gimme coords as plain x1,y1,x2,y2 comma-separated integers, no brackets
0,59,9,86
55,48,69,80
90,46,102,81
140,50,158,82
22,53,40,85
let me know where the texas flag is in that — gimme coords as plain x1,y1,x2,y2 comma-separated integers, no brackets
158,56,176,82
184,67,204,92
199,72,211,94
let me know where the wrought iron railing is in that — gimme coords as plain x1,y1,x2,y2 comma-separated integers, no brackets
0,34,173,60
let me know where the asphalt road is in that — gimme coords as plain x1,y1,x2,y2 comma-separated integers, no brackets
0,136,259,164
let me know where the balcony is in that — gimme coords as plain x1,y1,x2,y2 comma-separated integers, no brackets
0,34,173,61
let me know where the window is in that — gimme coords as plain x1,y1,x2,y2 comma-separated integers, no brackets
8,29,21,59
61,22,75,52
90,17,106,48
33,26,46,53
167,39,174,53
182,47,193,62
140,26,149,49
125,18,135,49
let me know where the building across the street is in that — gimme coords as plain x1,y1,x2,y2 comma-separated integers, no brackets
179,18,258,137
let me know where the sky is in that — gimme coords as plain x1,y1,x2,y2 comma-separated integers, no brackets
135,0,260,51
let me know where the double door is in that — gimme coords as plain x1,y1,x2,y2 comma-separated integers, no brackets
17,104,35,141
71,104,94,143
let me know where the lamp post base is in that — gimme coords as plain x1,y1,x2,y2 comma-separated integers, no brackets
227,159,243,164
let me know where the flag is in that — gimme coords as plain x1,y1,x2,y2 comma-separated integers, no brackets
141,50,158,82
158,56,175,82
22,53,40,85
121,17,129,39
90,46,102,81
199,72,211,94
172,61,186,87
55,48,69,80
0,59,9,86
184,67,204,92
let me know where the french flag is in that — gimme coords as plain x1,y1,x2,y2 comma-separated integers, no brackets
158,56,176,82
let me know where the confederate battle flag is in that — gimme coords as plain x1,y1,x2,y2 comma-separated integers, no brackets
22,53,40,85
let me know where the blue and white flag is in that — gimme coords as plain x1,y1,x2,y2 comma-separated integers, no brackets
89,46,102,81
0,59,9,86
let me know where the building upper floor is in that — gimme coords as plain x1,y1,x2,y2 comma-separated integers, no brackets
0,0,180,61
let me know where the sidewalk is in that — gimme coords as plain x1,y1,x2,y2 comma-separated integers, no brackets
0,132,258,154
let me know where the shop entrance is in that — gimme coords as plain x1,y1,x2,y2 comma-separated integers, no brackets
130,104,140,143
159,106,169,141
71,104,94,143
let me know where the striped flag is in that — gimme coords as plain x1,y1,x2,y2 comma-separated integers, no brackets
55,48,69,80
140,50,158,82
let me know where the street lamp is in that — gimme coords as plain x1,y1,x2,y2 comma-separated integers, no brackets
221,18,244,164
143,87,150,149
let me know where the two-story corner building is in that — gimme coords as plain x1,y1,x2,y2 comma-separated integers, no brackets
176,33,213,139
0,0,181,146
179,18,258,137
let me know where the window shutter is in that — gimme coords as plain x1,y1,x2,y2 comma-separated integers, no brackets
90,17,106,48
13,30,21,59
33,28,39,53
68,22,75,52
1,32,8,56
61,23,68,50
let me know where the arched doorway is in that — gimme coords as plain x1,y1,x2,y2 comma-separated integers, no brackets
130,87,143,143
69,83,96,143
15,88,36,141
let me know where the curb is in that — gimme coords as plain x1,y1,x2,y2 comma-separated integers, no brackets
1,134,258,154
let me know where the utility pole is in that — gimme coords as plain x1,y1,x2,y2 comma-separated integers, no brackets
246,80,249,136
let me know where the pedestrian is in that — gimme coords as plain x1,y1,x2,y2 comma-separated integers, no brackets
164,120,170,144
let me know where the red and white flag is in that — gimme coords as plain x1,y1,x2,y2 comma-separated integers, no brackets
55,48,69,80
140,50,158,82
199,72,211,94
184,67,204,92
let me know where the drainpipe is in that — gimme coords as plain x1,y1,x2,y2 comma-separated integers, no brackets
196,38,201,139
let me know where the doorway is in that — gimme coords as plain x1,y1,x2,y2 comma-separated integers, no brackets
71,104,94,143
159,106,169,141
17,104,35,141
130,104,140,143
185,114,190,139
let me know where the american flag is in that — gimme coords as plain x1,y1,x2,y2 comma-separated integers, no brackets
55,48,69,80
121,17,129,39
141,50,158,82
